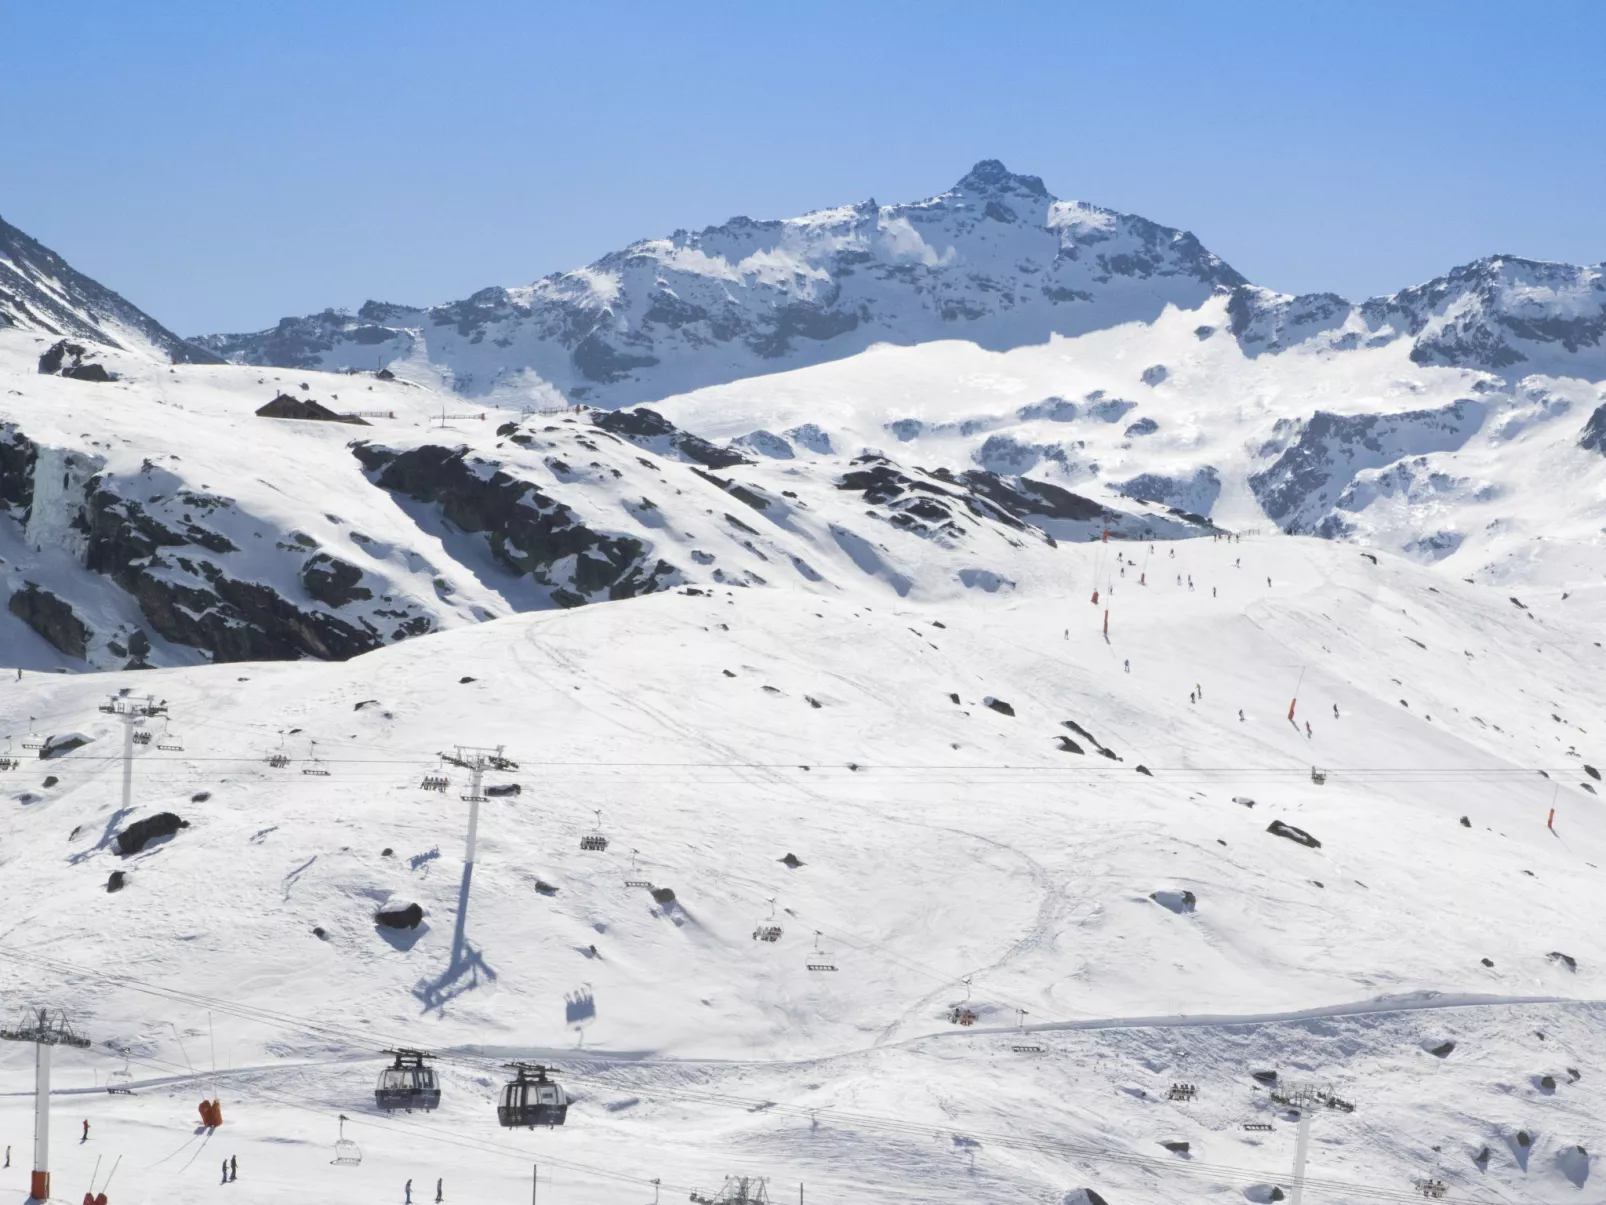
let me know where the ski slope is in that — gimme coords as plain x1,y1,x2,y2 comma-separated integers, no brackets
3,534,1604,1203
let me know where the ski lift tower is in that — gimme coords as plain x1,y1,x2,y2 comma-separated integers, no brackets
1,1007,92,1201
98,693,167,813
439,745,518,869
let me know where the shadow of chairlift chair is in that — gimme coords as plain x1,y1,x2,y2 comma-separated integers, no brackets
331,1114,362,1166
496,1064,568,1129
752,898,782,943
805,931,837,972
374,1049,441,1113
579,809,608,852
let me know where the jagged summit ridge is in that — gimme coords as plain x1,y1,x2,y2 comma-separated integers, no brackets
191,161,1247,404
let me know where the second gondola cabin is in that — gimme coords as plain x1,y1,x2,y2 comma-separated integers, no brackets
374,1049,441,1113
497,1064,568,1128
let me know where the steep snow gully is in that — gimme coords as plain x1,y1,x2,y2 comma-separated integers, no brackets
3,160,1606,1204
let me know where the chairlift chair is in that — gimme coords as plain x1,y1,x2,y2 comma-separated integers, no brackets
302,741,331,776
156,720,184,752
805,931,838,973
1414,1178,1448,1199
1310,766,1327,785
496,1063,568,1129
331,1114,362,1166
266,753,290,769
132,727,152,746
106,1055,134,1095
22,728,45,750
752,897,783,943
374,1049,441,1113
579,809,608,852
420,772,449,792
0,741,17,772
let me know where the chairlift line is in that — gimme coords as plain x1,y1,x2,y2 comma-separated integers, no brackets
302,740,331,776
332,1114,363,1166
579,808,609,852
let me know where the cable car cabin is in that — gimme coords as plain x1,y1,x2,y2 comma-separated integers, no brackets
374,1049,441,1113
497,1065,568,1129
579,833,608,852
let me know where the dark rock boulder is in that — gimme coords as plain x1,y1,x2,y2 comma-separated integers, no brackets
41,732,92,759
591,407,747,469
1267,820,1321,849
300,554,372,608
1150,889,1196,914
115,812,188,855
38,340,116,381
375,901,424,930
485,783,521,797
1161,1141,1190,1155
1062,1192,1110,1205
650,886,677,905
106,870,126,893
983,696,1015,716
8,582,90,657
1550,951,1578,972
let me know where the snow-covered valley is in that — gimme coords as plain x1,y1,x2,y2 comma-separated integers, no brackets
2,159,1606,1204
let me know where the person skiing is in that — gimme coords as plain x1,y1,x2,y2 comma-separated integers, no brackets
406,1179,413,1204
1333,703,1340,718
436,1179,444,1203
230,1156,237,1183
1123,659,1130,673
1196,683,1202,698
1187,575,1194,590
1305,721,1312,738
1238,709,1245,722
221,1161,228,1185
1235,557,1240,568
1212,586,1217,598
82,1119,89,1143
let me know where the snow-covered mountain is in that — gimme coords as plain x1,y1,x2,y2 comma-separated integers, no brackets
0,215,220,364
193,162,1606,404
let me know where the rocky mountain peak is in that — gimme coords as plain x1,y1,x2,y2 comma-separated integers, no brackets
954,159,1050,200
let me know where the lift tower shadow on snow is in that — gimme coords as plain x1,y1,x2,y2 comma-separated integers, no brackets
413,745,515,1012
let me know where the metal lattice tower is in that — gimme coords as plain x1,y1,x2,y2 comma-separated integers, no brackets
2,1008,92,1201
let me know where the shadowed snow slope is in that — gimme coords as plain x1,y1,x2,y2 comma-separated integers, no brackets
3,535,1604,1202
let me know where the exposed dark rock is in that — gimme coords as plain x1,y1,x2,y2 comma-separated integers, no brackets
106,870,126,893
1539,1074,1556,1090
1161,1141,1190,1154
983,696,1015,716
1251,1070,1278,1085
115,812,188,855
8,582,90,657
1063,1191,1110,1205
650,886,677,905
1460,816,1471,827
591,407,747,469
485,783,521,797
300,553,373,607
1135,764,1153,776
1267,820,1320,849
42,776,58,788
1056,736,1084,754
1549,951,1577,972
1429,1041,1455,1058
354,442,678,606
38,340,117,381
459,676,477,683
1482,958,1494,967
255,393,368,424
1585,765,1600,781
1141,364,1168,386
780,853,803,868
313,926,328,939
1582,403,1606,454
375,901,424,930
191,791,210,802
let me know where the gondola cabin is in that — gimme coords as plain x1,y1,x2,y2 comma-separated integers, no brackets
497,1064,568,1128
374,1049,441,1113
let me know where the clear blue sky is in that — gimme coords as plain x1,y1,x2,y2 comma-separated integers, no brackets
2,0,1601,335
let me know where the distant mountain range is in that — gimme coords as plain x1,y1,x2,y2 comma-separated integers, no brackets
185,160,1606,402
